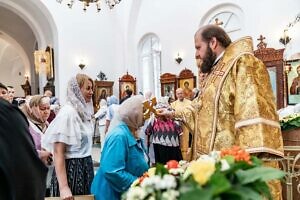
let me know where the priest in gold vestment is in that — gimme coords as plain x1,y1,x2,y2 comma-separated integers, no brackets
171,88,191,161
161,25,284,199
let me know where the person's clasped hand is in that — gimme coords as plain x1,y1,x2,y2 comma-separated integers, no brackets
60,186,74,200
38,150,53,166
156,108,174,118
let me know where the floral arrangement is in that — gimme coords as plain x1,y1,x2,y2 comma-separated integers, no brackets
123,146,285,200
280,113,300,131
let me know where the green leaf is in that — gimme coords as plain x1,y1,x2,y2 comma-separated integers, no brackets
250,156,262,166
179,178,201,193
236,167,285,184
222,161,253,176
249,181,272,200
155,163,169,177
208,172,231,195
222,186,262,200
280,115,300,131
179,188,213,200
223,155,235,165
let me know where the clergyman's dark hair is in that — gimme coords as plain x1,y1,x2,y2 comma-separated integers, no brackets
200,25,232,48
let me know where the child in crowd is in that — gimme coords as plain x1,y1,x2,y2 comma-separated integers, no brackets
145,97,183,164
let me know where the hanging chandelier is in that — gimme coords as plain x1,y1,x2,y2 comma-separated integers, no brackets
56,0,122,12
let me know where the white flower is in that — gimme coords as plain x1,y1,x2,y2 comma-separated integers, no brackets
148,197,155,200
209,151,221,161
220,159,230,171
162,189,180,200
126,187,146,200
162,174,177,189
197,151,220,164
140,174,177,191
169,168,184,175
140,176,161,188
197,155,216,164
179,160,188,166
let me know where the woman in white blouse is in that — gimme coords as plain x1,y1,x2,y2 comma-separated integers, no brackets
42,74,94,200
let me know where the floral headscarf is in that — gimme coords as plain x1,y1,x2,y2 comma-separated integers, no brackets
21,95,50,132
66,76,93,121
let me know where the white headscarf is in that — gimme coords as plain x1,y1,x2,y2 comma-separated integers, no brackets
66,77,93,121
108,95,145,132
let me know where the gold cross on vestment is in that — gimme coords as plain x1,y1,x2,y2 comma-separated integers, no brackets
214,18,223,26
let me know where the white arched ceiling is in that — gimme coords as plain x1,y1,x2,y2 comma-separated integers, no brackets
0,0,57,48
0,34,31,96
0,0,58,94
0,32,31,76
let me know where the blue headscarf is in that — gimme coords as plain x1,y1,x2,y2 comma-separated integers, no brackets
107,95,118,106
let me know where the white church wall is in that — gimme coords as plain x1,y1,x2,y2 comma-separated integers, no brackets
41,0,129,103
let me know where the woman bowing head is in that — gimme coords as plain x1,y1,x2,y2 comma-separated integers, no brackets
91,95,149,200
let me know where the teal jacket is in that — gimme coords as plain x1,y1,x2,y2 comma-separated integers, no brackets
91,122,149,200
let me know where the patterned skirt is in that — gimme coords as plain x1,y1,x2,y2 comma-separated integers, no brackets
50,156,94,196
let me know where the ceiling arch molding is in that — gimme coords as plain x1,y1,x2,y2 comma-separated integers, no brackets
0,32,31,77
0,0,58,94
0,0,57,48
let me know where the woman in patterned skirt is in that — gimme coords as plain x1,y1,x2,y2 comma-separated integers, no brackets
42,74,94,200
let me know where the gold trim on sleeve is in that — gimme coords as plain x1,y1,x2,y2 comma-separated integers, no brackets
235,117,280,129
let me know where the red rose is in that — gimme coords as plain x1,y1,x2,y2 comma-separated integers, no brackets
166,160,179,169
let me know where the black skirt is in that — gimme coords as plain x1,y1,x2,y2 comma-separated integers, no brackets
50,156,94,196
153,144,183,164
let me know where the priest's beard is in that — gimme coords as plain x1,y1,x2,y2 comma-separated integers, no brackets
200,46,217,73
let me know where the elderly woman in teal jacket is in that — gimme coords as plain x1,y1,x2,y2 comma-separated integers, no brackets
91,95,149,200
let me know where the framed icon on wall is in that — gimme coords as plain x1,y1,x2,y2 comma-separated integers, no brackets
93,80,114,111
177,68,196,100
287,60,300,105
160,73,177,101
119,72,136,100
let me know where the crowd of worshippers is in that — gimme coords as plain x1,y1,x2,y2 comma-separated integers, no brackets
0,24,284,200
0,76,193,200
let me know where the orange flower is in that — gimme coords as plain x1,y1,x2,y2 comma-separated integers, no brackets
138,172,149,184
221,146,252,164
